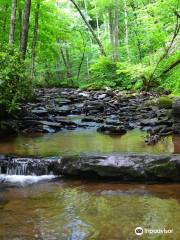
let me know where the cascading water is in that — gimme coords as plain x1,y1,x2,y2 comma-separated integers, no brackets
0,155,59,186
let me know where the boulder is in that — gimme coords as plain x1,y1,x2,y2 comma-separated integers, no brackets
158,96,173,109
59,153,180,181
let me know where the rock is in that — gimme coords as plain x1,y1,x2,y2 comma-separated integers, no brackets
1,154,180,181
105,119,123,126
42,125,56,133
158,96,173,109
98,94,107,100
81,116,104,123
173,99,180,134
173,99,180,115
140,118,158,127
58,153,180,181
78,92,90,98
84,101,104,112
31,108,48,116
54,106,72,116
97,125,127,135
39,121,61,128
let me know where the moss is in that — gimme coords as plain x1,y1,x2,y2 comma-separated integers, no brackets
144,98,158,107
158,96,173,109
149,162,178,178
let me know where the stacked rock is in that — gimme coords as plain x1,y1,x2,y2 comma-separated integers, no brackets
173,99,180,134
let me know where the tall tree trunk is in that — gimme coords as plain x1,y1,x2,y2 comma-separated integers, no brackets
60,47,72,81
114,0,119,61
20,0,31,59
77,31,86,81
86,57,90,77
130,2,143,61
77,50,85,81
31,1,40,78
124,0,130,61
103,14,108,36
9,0,17,45
65,48,73,85
83,0,90,78
18,7,23,42
94,2,100,39
108,9,115,61
70,0,106,56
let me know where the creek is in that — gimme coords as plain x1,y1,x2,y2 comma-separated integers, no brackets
0,88,180,239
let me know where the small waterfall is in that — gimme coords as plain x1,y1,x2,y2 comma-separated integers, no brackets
5,161,28,175
0,156,60,186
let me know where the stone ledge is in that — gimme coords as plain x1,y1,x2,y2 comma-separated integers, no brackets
1,153,180,182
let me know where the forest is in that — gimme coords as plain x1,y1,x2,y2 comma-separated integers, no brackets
0,0,179,113
0,1,180,239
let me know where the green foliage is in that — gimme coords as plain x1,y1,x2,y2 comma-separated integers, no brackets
89,57,119,88
0,44,31,113
116,62,154,90
0,0,179,96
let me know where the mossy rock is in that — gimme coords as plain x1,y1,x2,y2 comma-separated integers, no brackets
158,96,173,109
148,162,179,179
144,98,158,107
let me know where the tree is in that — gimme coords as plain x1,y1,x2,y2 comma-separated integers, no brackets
20,0,31,59
70,0,106,56
31,0,40,77
9,0,17,45
114,0,119,61
124,0,130,61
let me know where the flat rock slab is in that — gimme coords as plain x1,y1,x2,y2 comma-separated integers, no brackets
59,154,180,181
1,154,180,182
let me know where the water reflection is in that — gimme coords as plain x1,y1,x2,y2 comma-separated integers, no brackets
0,130,177,156
0,181,180,240
173,135,180,154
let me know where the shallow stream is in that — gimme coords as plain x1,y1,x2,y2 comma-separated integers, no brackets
0,128,180,239
0,129,179,156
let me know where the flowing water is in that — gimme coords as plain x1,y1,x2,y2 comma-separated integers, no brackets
0,129,180,239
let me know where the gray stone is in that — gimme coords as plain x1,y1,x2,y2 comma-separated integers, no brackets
59,153,180,181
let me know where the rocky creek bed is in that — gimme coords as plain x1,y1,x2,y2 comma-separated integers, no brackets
1,88,179,145
0,88,180,182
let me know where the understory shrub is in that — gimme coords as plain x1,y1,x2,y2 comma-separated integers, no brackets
90,57,120,88
0,44,32,114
